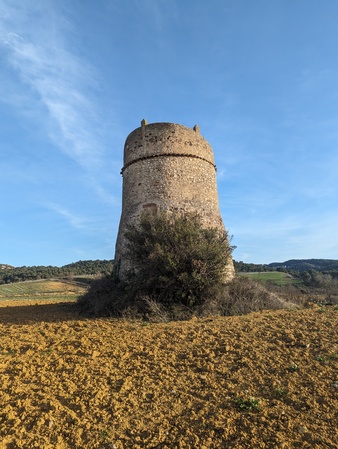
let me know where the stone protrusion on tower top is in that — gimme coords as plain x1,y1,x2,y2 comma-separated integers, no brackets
114,121,235,281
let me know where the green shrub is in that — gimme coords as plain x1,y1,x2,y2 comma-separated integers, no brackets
79,211,234,317
235,397,261,411
123,210,234,308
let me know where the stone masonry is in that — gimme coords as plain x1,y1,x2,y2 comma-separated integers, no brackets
114,120,235,280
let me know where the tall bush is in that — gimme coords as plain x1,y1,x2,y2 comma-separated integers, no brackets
123,210,235,308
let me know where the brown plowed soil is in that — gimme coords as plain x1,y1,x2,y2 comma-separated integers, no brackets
0,300,337,449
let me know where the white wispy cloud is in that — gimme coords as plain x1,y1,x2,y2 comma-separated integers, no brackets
45,202,88,231
90,181,120,206
44,201,118,236
0,0,102,169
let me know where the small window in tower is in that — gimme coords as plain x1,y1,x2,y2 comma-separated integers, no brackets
142,203,158,215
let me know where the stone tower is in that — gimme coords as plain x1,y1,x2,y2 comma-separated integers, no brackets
114,120,234,280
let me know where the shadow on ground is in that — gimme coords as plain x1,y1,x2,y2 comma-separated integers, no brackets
0,301,83,324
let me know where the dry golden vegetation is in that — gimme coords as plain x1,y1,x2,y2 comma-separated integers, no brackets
0,299,337,449
0,280,86,303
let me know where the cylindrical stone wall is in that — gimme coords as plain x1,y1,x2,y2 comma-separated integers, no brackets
114,121,234,280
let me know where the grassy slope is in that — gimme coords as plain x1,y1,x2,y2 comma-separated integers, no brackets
0,279,87,302
240,271,302,286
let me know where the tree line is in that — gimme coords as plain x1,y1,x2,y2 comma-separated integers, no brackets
0,260,114,285
2,257,338,291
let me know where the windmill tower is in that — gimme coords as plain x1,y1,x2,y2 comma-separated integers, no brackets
114,120,234,280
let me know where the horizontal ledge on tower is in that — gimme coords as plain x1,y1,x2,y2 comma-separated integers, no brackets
120,153,217,175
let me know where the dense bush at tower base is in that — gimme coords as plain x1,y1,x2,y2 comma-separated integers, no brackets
123,211,235,305
77,273,295,320
78,212,291,319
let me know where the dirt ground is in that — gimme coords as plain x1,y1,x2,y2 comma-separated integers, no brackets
0,300,337,449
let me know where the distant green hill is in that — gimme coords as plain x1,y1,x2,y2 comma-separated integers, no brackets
268,259,338,272
0,260,114,285
234,259,338,273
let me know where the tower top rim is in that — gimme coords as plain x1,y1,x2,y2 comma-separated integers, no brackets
125,121,202,142
123,121,215,168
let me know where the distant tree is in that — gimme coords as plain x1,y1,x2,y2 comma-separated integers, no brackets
234,260,273,273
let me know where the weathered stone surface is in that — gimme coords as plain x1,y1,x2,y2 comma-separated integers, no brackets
114,121,234,280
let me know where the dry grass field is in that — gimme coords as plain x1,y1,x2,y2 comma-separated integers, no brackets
0,280,87,303
0,299,337,449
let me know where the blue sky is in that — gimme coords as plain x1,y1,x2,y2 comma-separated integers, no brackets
1,0,337,267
